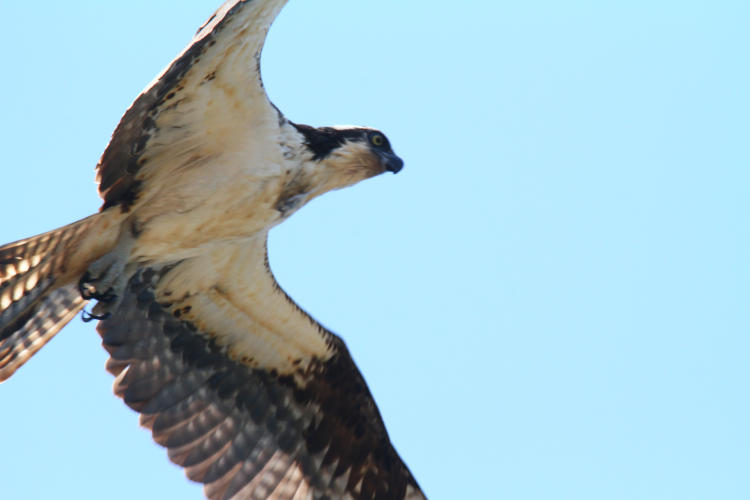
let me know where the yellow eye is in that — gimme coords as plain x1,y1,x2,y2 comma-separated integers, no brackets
370,134,385,147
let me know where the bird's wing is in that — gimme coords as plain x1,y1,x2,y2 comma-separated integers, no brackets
96,0,287,211
97,235,426,500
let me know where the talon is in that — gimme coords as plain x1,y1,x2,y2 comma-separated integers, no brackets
78,273,118,302
81,309,111,322
78,272,96,300
77,233,134,305
98,290,118,303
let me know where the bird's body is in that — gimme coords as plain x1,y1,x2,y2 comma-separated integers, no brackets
0,1,422,499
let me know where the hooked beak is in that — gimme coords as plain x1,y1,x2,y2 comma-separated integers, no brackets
381,152,404,174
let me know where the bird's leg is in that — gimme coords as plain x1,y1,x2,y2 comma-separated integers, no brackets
78,225,137,306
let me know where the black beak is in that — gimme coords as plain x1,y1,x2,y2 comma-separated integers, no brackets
381,152,404,174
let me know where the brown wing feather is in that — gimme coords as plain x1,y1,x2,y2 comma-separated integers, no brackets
98,268,425,500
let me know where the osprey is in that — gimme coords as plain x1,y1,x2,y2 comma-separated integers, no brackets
0,1,425,499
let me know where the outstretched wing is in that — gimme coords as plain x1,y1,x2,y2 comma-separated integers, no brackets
96,236,426,500
96,0,287,211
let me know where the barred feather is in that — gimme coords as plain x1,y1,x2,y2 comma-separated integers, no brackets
97,267,426,500
0,218,94,381
0,286,85,381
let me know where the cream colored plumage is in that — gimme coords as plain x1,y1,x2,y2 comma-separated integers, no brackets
0,1,421,499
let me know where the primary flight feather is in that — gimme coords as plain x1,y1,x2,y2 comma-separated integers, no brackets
0,1,424,499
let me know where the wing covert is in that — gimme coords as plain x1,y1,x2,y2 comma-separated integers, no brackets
96,0,288,211
97,265,425,500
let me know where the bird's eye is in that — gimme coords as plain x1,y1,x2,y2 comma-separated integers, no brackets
370,134,385,147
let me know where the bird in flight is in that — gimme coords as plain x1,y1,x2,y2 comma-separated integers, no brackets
0,1,425,499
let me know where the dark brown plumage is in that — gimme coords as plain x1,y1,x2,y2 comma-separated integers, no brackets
100,267,423,499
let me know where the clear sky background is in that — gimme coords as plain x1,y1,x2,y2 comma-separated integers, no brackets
0,2,747,499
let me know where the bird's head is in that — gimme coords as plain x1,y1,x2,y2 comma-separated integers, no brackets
291,123,403,192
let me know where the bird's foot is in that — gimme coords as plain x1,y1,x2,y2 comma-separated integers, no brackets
77,231,136,306
78,271,118,302
78,259,127,303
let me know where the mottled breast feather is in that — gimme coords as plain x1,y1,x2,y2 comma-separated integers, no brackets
98,268,426,499
96,0,286,211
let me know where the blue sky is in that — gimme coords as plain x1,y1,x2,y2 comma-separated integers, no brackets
1,2,748,499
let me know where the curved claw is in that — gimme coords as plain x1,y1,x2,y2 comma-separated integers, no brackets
78,272,118,302
81,309,112,323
